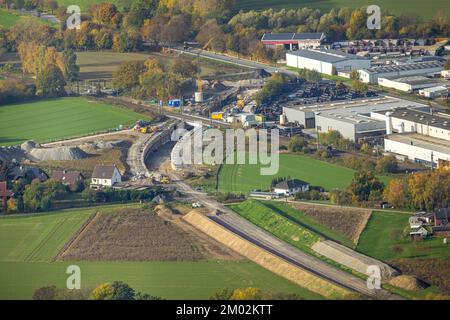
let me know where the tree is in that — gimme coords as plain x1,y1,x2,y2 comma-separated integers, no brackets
383,178,409,208
90,283,115,300
351,80,368,93
33,285,57,300
376,155,399,174
288,136,307,152
127,0,158,27
169,59,199,79
112,60,146,92
62,48,79,82
350,69,360,80
111,281,135,300
44,0,58,14
90,3,119,25
36,63,66,97
298,69,322,82
230,287,263,300
348,170,384,203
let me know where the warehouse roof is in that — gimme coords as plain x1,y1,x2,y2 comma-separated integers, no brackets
380,75,442,86
287,48,368,63
378,108,450,131
360,61,444,75
385,133,450,155
261,32,325,42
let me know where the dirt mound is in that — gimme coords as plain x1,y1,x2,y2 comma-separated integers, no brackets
30,146,89,161
93,140,129,149
20,140,38,152
389,275,428,291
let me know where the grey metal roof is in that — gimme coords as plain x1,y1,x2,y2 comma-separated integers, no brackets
287,49,368,63
379,108,450,131
262,32,324,42
275,179,309,190
361,61,444,75
92,165,118,179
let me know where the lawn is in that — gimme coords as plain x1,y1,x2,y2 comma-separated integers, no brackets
0,9,56,28
0,204,323,300
229,200,321,252
235,0,448,19
0,97,148,146
356,211,450,261
218,153,391,193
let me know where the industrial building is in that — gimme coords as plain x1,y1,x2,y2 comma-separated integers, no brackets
261,32,326,50
374,108,450,167
286,49,370,76
419,86,449,99
377,76,445,92
283,96,428,141
358,61,444,84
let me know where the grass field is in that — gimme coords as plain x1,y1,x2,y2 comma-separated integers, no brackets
356,211,450,261
263,202,355,248
0,204,323,300
0,97,148,146
218,153,391,193
0,9,56,28
235,0,448,19
230,200,320,252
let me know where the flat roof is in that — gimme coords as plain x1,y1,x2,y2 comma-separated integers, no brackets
287,48,368,63
377,108,450,131
380,75,444,86
386,133,450,155
284,96,427,115
361,61,444,75
420,86,449,93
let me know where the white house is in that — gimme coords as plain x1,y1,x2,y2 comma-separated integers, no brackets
90,165,122,189
274,179,310,196
410,226,428,239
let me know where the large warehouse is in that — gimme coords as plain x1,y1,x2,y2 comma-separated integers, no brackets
373,108,450,167
283,97,428,141
286,49,370,75
358,61,444,84
261,32,326,50
377,76,445,92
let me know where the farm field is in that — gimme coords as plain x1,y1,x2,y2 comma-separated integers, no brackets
0,97,148,146
76,51,249,80
218,153,391,193
0,9,56,28
235,0,448,19
356,211,450,261
0,204,323,300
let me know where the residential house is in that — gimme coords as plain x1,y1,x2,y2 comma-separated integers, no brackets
432,208,450,237
51,170,84,190
9,166,48,182
90,165,122,189
274,179,310,196
409,216,423,229
0,181,13,211
410,226,428,240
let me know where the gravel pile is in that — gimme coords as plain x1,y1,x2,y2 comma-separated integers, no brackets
30,146,89,161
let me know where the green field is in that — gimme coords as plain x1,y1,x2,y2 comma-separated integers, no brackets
236,0,448,19
0,9,56,28
218,153,391,193
262,201,355,248
230,200,320,252
0,97,148,146
0,205,323,300
356,211,450,261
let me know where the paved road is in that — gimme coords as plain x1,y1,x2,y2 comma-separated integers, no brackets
169,173,402,300
173,47,298,76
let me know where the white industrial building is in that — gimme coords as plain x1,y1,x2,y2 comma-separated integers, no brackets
283,96,429,141
374,108,450,167
286,49,370,76
377,76,445,92
419,86,448,99
358,61,444,84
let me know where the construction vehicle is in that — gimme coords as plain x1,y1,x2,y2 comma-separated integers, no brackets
160,175,170,184
237,99,245,109
211,112,224,120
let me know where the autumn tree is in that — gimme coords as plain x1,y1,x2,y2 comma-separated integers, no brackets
230,287,262,300
112,60,146,92
383,178,409,208
127,0,158,27
348,170,384,203
44,0,58,14
169,59,198,79
89,283,115,300
62,48,79,82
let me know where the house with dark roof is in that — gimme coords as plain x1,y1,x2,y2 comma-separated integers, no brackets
274,179,310,196
90,165,122,190
51,170,84,189
9,166,48,182
432,208,450,237
0,181,13,211
261,32,326,50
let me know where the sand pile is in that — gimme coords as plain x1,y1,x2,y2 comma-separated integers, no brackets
30,146,89,161
389,275,428,291
93,140,129,149
21,140,39,152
